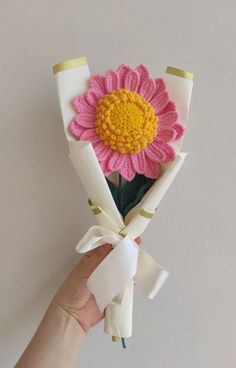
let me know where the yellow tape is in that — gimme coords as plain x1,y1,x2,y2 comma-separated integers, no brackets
88,199,103,215
90,198,154,219
53,57,87,74
88,198,93,206
112,336,120,342
118,229,126,238
92,207,102,215
139,209,155,219
166,66,194,81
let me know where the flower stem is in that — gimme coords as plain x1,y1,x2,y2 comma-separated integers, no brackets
121,337,127,349
118,173,122,189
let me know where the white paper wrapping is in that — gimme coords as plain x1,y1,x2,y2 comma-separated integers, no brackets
104,280,134,338
165,66,194,155
69,141,124,231
123,153,188,238
76,231,139,312
74,222,170,338
53,58,194,339
54,58,90,140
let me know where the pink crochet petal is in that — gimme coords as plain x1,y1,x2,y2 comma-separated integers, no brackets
69,120,85,139
89,135,102,146
157,127,177,142
135,64,150,83
73,95,94,114
75,113,96,128
120,155,136,181
86,91,99,108
89,75,106,98
154,78,166,94
100,159,112,177
79,127,99,141
131,151,146,173
161,101,177,114
154,141,176,161
172,123,184,140
107,151,126,171
150,91,170,114
139,78,156,101
158,111,179,128
144,143,166,162
142,155,160,179
105,70,118,93
71,64,183,180
116,64,131,89
93,141,112,161
124,70,140,92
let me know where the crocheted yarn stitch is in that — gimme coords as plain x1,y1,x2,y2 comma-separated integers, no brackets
106,175,155,218
70,64,184,181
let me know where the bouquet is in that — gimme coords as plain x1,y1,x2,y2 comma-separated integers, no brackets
53,57,194,348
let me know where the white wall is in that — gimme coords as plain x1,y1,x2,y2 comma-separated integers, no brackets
0,1,235,367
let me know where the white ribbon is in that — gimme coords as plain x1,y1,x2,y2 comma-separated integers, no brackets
76,226,169,312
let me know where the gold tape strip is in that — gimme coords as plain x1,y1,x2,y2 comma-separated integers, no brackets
112,336,120,342
166,66,194,81
53,56,87,74
118,229,126,238
92,206,102,215
139,209,155,219
88,198,93,206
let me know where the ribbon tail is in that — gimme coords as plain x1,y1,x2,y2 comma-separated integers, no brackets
104,280,134,338
134,249,169,299
112,284,130,305
75,225,121,253
87,236,139,312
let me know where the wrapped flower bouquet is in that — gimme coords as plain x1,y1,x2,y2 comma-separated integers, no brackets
52,57,194,347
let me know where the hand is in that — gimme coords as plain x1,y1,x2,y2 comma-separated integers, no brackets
51,244,112,332
16,239,141,368
52,239,141,333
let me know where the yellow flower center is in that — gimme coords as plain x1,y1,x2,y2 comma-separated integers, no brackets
95,89,158,154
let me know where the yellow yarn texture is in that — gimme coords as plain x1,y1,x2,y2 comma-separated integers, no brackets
96,89,158,154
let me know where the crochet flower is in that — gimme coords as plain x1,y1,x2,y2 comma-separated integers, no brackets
70,64,184,181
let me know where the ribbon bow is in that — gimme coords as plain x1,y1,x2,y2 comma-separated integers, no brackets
76,225,169,312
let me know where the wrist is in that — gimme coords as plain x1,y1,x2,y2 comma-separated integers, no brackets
48,301,88,333
16,303,86,368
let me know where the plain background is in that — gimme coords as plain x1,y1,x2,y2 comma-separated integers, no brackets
0,0,235,367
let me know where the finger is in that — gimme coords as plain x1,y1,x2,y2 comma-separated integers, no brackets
84,248,98,258
84,243,113,258
98,243,113,256
135,237,141,245
83,243,113,273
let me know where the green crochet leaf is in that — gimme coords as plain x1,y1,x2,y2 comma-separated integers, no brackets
106,174,155,218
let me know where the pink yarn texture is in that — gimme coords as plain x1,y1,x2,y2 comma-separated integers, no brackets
70,64,184,181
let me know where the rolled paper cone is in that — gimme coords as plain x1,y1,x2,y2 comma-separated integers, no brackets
53,58,124,230
139,152,188,212
134,249,169,299
53,57,90,140
122,66,193,236
69,141,124,230
124,153,188,239
104,280,134,338
165,66,194,155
